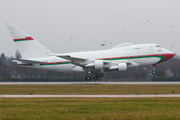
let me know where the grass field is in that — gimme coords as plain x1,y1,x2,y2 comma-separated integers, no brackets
1,98,180,120
0,84,179,94
1,84,180,120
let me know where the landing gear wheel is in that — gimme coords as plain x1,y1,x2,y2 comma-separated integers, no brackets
93,77,97,81
96,74,100,77
97,77,101,81
90,76,94,79
85,76,90,80
100,73,104,77
151,70,156,74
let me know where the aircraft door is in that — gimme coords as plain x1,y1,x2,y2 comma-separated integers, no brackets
126,54,131,63
53,59,57,71
146,52,150,59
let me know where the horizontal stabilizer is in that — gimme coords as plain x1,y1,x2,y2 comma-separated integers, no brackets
13,58,47,64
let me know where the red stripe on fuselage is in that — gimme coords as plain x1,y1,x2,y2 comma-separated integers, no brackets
98,53,174,63
18,54,174,66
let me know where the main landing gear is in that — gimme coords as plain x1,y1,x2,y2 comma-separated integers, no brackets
85,72,104,81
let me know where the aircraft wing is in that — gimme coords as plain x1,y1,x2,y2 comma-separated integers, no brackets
13,58,47,64
56,54,141,72
55,54,91,66
55,54,88,61
56,54,114,67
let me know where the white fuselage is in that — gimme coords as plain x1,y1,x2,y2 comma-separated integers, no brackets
20,43,174,73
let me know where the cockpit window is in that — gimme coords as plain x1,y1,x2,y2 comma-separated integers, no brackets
156,45,161,47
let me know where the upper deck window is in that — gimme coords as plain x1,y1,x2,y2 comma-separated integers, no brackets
156,45,161,47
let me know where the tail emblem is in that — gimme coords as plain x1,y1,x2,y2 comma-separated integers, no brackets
14,37,34,42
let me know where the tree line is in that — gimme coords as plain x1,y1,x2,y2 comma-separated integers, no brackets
0,52,180,81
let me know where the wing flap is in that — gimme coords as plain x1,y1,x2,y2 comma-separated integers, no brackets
55,54,91,66
56,54,88,61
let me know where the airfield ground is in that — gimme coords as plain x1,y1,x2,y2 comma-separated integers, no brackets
1,98,180,120
0,84,180,94
0,84,180,120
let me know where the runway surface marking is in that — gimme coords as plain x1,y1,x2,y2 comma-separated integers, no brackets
1,82,180,85
1,94,180,98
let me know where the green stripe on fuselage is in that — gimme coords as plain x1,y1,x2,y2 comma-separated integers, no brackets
19,56,166,67
103,56,166,64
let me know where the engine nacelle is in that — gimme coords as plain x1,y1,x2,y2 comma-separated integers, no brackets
118,63,127,71
94,60,104,69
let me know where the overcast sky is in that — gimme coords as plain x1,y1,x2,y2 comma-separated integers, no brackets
1,0,180,57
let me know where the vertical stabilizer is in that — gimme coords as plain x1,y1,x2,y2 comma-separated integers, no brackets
7,24,53,58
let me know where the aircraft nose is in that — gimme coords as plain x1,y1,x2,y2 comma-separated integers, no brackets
168,49,174,57
169,53,175,59
165,50,174,60
158,49,175,64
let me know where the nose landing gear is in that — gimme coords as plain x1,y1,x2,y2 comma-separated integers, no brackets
151,67,156,74
151,70,156,74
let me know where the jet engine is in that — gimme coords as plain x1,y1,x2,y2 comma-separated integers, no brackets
94,60,103,69
117,63,127,71
109,63,127,71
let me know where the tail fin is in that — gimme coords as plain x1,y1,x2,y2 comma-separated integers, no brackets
7,23,53,58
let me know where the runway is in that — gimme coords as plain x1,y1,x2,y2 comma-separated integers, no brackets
1,82,180,85
1,94,180,98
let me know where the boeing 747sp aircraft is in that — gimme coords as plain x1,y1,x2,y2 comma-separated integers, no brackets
7,24,174,80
